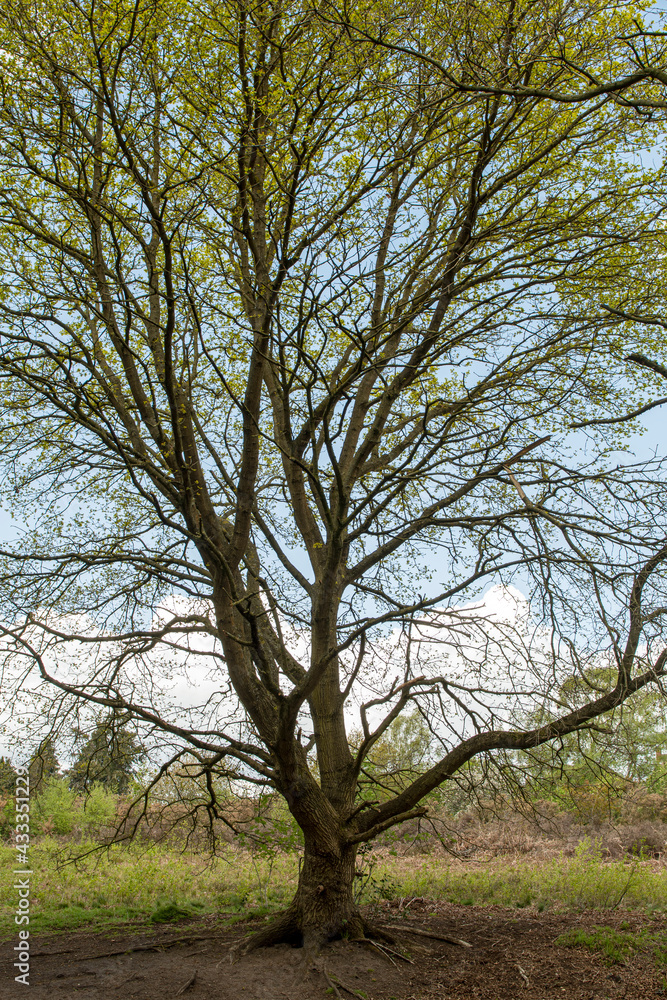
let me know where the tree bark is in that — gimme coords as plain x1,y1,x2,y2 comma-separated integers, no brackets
242,835,363,954
297,839,362,943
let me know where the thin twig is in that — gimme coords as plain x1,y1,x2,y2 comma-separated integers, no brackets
370,939,415,965
382,941,416,964
329,974,369,1000
175,969,197,996
365,938,398,967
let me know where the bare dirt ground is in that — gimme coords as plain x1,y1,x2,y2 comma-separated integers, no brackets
1,900,665,1000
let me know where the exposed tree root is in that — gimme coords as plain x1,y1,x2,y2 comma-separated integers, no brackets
324,970,368,1000
34,932,222,961
378,920,472,947
229,904,400,961
363,938,398,967
323,967,344,999
229,905,302,960
362,938,414,965
359,919,396,945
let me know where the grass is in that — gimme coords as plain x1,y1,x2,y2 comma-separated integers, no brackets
0,838,297,937
2,838,667,938
363,842,667,913
555,923,667,970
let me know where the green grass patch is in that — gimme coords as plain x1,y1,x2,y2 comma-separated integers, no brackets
363,843,667,913
555,924,667,969
3,838,667,938
0,838,296,938
149,901,199,923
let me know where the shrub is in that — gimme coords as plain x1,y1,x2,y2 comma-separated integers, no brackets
33,778,78,835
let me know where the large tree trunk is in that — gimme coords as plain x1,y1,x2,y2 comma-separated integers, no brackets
296,840,362,942
241,836,364,953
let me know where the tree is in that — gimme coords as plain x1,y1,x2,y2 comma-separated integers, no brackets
0,755,17,795
555,667,667,784
28,737,61,795
353,709,435,799
68,712,146,794
0,0,666,952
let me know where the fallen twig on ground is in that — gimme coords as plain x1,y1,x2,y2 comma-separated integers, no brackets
516,964,529,987
364,938,398,967
369,939,415,965
328,974,369,1000
175,969,197,996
